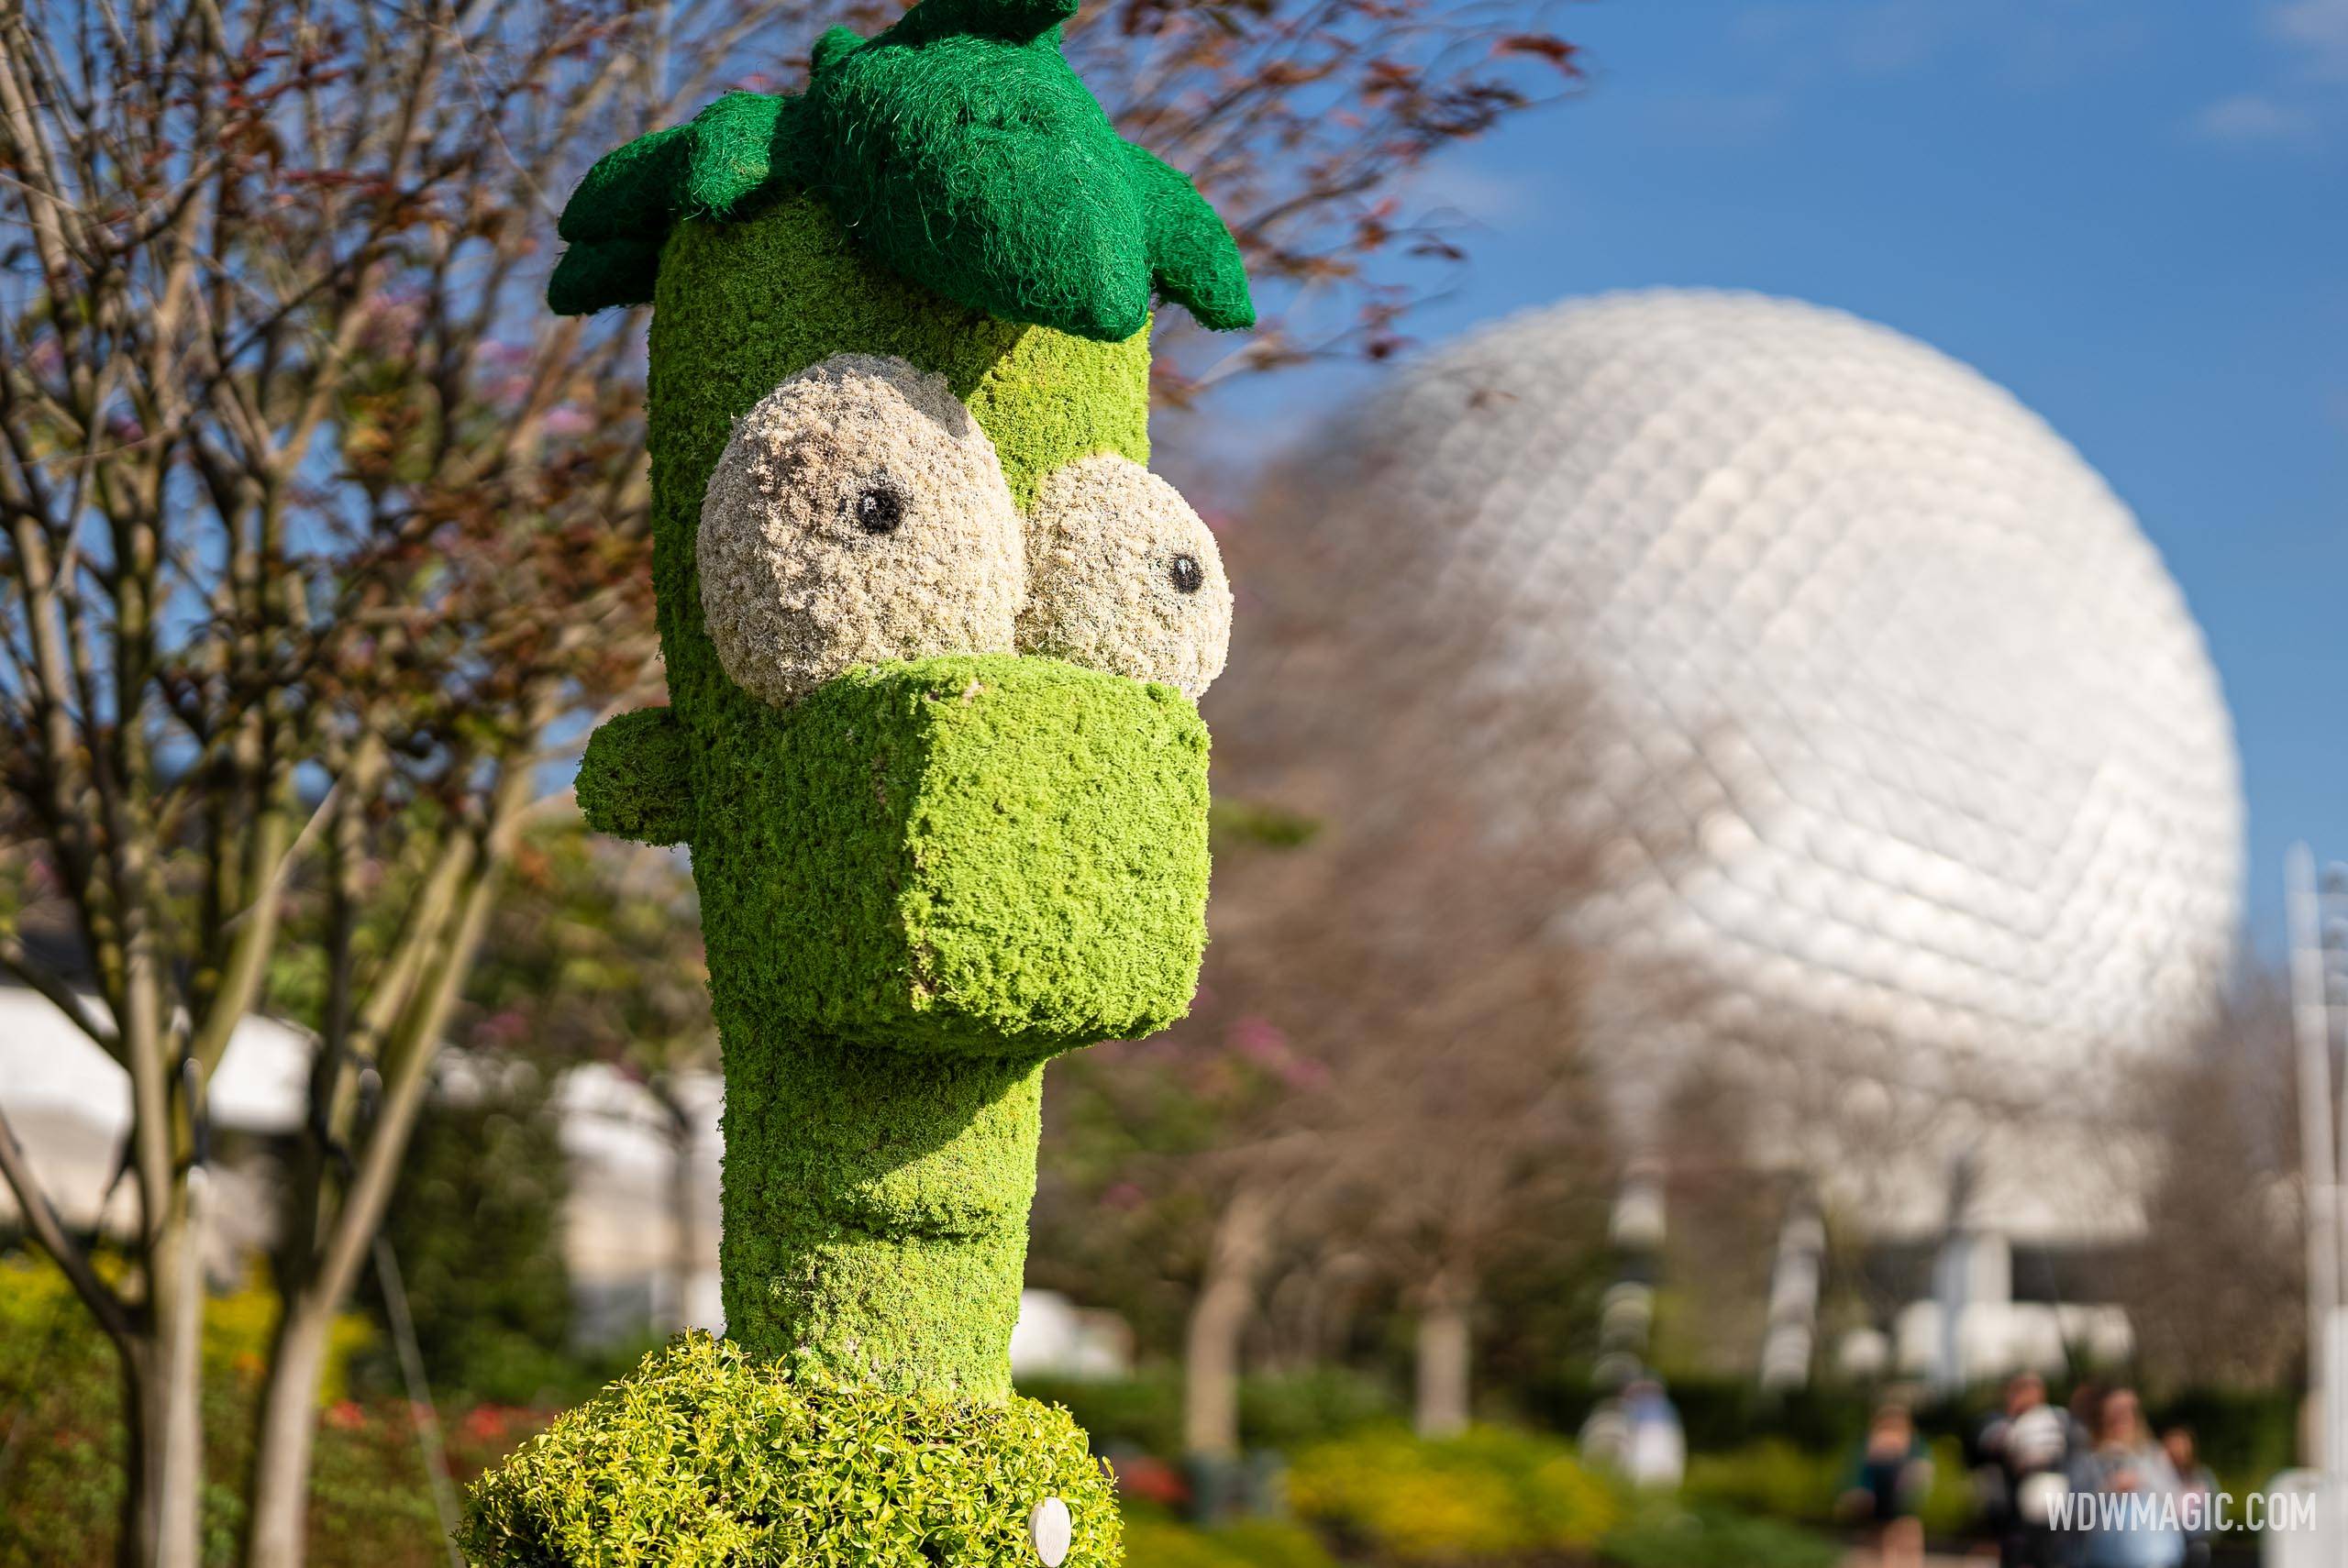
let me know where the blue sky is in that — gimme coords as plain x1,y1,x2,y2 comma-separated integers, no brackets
1192,0,2348,955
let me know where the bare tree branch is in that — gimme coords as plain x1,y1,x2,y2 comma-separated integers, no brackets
0,1100,137,1348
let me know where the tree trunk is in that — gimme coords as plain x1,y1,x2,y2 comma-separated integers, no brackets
105,1258,204,1568
1413,1264,1473,1439
1182,1186,1275,1458
155,1192,205,1568
113,1335,158,1568
246,1297,338,1568
245,805,514,1568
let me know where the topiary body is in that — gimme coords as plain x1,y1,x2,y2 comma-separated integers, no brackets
462,0,1250,1561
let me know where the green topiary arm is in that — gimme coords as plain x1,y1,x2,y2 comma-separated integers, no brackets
577,707,695,846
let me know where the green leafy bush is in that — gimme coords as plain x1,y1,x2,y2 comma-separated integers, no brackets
1019,1370,1188,1458
1019,1367,1400,1462
371,1074,573,1405
1238,1368,1401,1452
1916,1435,1975,1536
461,1331,1121,1568
1288,1427,1623,1563
1682,1439,1836,1520
0,1252,483,1568
1685,1434,1973,1536
1600,1503,1840,1568
1124,1516,1336,1568
2153,1387,2298,1487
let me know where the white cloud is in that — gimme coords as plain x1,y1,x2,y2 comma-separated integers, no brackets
2189,91,2320,144
2268,0,2348,78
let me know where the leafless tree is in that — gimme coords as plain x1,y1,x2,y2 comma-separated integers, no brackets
2121,972,2303,1389
1165,434,1665,1440
0,0,1579,1560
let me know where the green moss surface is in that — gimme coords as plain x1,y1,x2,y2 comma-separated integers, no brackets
650,194,1149,515
721,1032,1042,1393
695,655,1208,1056
576,706,692,846
628,204,1201,1401
460,1333,1121,1568
645,193,1183,1045
697,658,1206,1392
548,0,1252,339
488,74,1222,1550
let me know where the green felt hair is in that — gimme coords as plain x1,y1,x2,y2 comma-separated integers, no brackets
460,1334,1120,1568
548,0,1253,339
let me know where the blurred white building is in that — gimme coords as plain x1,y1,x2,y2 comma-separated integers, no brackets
1288,290,2244,1387
0,983,725,1344
0,992,1100,1362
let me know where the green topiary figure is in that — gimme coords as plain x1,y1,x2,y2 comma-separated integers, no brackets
460,2,1251,1563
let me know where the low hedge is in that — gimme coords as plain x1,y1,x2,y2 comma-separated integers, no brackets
1599,1503,1841,1568
0,1253,404,1568
461,1332,1122,1568
1684,1435,1973,1536
1124,1516,1337,1568
1017,1366,1400,1459
1288,1427,1624,1563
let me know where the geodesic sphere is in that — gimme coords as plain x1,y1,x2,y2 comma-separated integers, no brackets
1304,290,2242,1077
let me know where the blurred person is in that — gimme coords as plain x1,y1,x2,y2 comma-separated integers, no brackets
1840,1403,1933,1568
1620,1376,1685,1489
2060,1382,2104,1568
2158,1427,2215,1568
1978,1372,2076,1568
1578,1394,1629,1472
2077,1389,2185,1568
2066,1380,2105,1452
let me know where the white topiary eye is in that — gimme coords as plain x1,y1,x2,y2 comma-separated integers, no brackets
1016,455,1232,700
697,353,1023,707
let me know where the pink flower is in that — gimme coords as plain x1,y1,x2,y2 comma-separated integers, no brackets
542,404,595,438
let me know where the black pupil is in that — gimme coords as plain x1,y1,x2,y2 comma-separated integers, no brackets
1169,553,1203,593
855,485,903,536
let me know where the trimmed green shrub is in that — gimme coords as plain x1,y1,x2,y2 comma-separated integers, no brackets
484,0,1260,1546
1682,1439,1836,1520
2153,1387,2298,1487
1018,1370,1187,1459
1684,1434,1974,1537
0,1253,459,1568
681,654,1211,1058
1600,1503,1840,1568
370,1073,572,1405
460,1332,1120,1568
1235,1368,1401,1453
1017,1367,1401,1461
1124,1516,1336,1568
1288,1427,1624,1563
1916,1435,1975,1537
1526,1372,1881,1458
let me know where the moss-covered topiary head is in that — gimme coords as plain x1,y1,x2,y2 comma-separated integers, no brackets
471,9,1253,1559
570,0,1254,1059
548,0,1252,340
546,0,1249,1419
